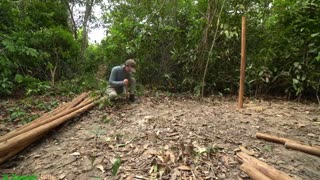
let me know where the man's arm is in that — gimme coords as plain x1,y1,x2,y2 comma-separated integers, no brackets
108,67,124,87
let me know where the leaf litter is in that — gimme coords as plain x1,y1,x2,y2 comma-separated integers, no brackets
0,94,319,179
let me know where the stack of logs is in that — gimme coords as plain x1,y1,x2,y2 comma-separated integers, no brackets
0,92,98,164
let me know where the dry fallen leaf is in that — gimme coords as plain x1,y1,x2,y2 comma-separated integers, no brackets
126,175,135,180
70,152,80,156
297,124,306,128
239,146,255,156
148,133,157,143
58,173,66,180
39,175,58,180
221,155,229,166
96,164,105,173
168,151,176,163
307,133,316,137
177,165,192,171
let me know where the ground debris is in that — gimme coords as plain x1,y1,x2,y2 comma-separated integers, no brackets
1,96,319,179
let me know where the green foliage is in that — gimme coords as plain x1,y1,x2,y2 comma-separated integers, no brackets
56,74,106,95
92,0,320,100
112,157,121,176
15,74,51,95
7,106,27,122
3,97,60,124
90,125,106,137
0,0,79,96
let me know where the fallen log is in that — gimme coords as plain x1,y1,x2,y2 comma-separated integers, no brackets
240,162,272,180
0,96,96,142
256,133,289,145
285,141,320,157
237,152,293,180
0,99,97,158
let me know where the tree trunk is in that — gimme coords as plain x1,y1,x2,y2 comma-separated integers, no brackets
201,0,225,97
80,0,95,62
64,0,78,39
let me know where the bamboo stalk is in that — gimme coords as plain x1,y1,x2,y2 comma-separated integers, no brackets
285,141,320,157
0,96,95,142
0,101,96,156
237,152,293,180
240,163,272,180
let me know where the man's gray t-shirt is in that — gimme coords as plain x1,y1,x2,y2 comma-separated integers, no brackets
108,65,132,92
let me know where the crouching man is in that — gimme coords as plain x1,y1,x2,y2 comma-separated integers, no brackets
106,59,137,102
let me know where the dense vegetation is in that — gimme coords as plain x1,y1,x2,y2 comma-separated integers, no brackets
1,0,319,101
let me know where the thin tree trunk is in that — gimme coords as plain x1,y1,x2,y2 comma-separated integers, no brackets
64,0,78,39
80,0,95,62
201,0,225,97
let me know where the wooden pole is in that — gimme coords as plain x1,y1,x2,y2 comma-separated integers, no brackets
285,141,320,157
256,133,289,145
238,16,246,108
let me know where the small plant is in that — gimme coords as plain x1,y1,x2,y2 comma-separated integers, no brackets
90,125,106,148
98,97,113,109
101,114,113,124
112,156,121,176
22,114,40,124
7,106,27,122
263,144,273,152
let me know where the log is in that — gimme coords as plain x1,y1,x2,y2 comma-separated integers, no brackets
237,152,293,180
0,101,96,156
0,135,40,164
285,141,320,157
256,133,290,145
29,92,88,122
240,162,272,180
66,92,89,109
0,96,95,142
0,93,88,141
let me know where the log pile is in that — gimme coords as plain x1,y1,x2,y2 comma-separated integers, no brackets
237,152,293,180
0,92,99,164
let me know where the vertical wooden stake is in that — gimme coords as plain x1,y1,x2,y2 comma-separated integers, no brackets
238,16,246,108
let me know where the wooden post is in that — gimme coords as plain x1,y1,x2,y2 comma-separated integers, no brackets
238,16,246,108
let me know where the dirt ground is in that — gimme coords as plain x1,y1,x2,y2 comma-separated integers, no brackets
0,93,320,180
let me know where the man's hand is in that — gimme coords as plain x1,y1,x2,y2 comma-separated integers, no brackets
123,79,129,86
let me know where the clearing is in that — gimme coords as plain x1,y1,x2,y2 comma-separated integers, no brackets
0,93,320,179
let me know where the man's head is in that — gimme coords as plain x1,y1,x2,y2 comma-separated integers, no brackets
124,59,136,73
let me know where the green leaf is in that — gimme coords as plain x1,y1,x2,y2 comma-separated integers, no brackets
311,33,319,37
292,78,299,85
15,74,24,83
112,157,121,176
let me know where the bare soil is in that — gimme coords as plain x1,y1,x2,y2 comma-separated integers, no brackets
1,94,320,180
